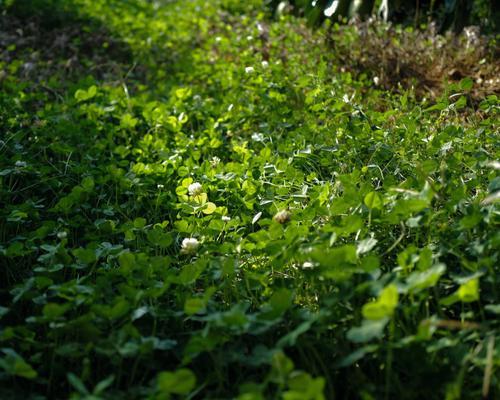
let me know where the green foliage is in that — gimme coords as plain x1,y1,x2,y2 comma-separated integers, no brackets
272,0,498,33
0,0,498,399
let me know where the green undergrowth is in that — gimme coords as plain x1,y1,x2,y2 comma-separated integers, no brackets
0,0,499,399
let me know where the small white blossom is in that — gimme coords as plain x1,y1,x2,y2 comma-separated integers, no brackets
273,209,291,224
15,160,27,168
246,35,253,41
245,66,255,74
276,1,287,15
210,157,221,168
181,237,199,254
188,182,203,196
251,132,264,142
157,184,164,189
57,231,68,240
324,2,337,17
23,62,35,72
222,215,231,222
215,36,222,42
373,76,380,86
302,261,314,269
486,161,500,170
261,61,269,68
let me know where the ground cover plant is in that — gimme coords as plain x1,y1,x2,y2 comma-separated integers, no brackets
0,0,499,399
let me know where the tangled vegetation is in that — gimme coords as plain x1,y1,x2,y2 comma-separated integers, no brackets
0,0,499,399
269,0,499,33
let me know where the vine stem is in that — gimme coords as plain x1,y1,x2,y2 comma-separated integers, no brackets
385,318,395,400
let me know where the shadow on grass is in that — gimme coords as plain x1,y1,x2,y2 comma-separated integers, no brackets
1,0,140,90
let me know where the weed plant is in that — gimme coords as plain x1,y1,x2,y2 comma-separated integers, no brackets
0,0,498,399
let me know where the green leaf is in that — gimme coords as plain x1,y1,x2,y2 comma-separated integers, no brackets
67,373,89,395
364,192,382,209
178,260,206,285
120,113,138,129
222,305,249,327
93,375,115,395
184,298,207,315
260,288,294,320
269,288,293,315
81,176,95,191
74,89,87,102
270,351,294,382
406,264,446,293
424,102,448,112
440,293,460,306
43,303,69,320
75,85,97,102
13,358,38,379
457,278,479,302
0,350,38,379
158,368,196,395
357,237,378,255
73,248,97,264
286,372,325,397
133,217,147,229
277,318,314,348
459,77,473,91
454,96,467,109
347,318,389,343
109,299,130,319
485,304,500,315
311,245,357,268
362,284,399,320
417,247,433,270
147,228,173,248
202,202,217,214
360,255,380,272
336,345,378,367
0,307,8,319
118,252,135,272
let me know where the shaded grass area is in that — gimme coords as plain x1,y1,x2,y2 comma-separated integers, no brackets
1,1,139,87
0,0,499,399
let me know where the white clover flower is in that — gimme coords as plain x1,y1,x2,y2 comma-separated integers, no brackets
302,261,314,269
157,184,164,189
188,182,203,196
57,231,68,240
273,209,291,224
276,1,287,15
210,157,221,168
245,66,255,74
251,132,264,142
373,76,380,86
222,215,231,222
15,160,27,168
261,61,269,68
181,237,199,254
